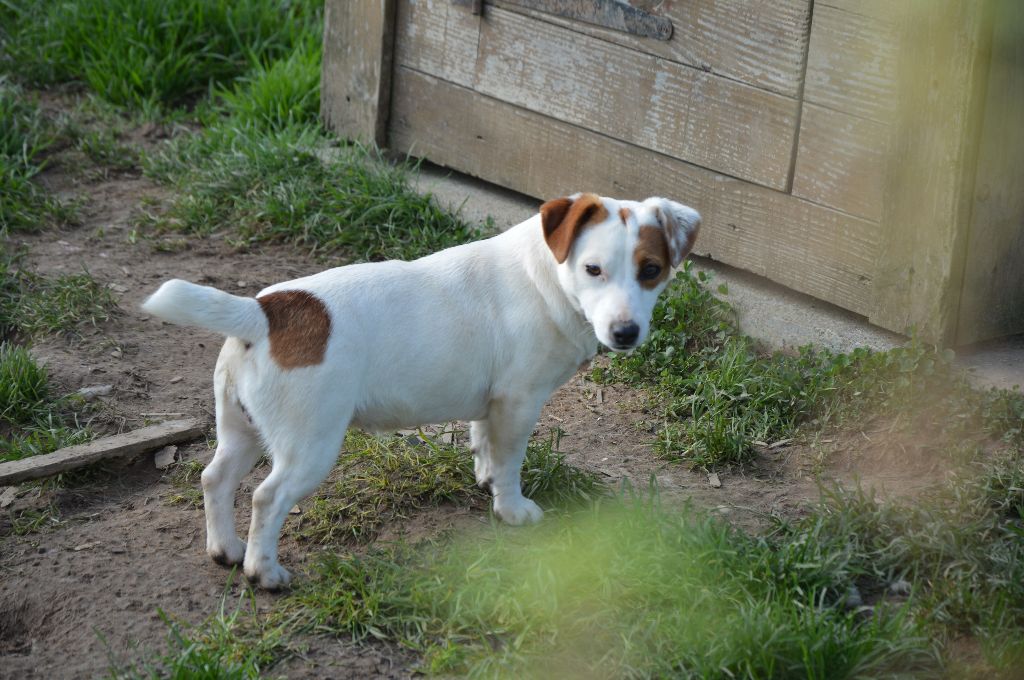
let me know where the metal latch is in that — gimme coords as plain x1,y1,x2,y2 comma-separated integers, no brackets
466,0,674,41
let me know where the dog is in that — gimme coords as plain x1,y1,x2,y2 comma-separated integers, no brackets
142,193,700,589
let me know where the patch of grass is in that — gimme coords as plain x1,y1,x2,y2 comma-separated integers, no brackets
281,496,938,678
0,0,321,112
144,126,486,262
601,263,1024,468
108,592,291,680
298,428,601,545
0,78,73,234
165,458,206,508
8,503,62,536
0,245,118,341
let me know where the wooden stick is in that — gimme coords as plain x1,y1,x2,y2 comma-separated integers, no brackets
0,418,206,485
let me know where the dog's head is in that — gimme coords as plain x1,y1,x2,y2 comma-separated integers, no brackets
540,193,701,352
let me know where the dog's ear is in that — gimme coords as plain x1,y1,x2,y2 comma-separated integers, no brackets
644,197,701,267
540,193,608,264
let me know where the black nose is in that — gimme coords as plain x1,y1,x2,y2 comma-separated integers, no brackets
611,321,640,347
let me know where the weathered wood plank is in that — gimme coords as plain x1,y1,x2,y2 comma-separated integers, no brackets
470,7,799,190
871,0,994,343
320,0,396,146
956,0,1024,344
394,0,480,89
390,67,878,315
490,0,811,98
792,103,888,221
0,419,206,485
804,3,901,124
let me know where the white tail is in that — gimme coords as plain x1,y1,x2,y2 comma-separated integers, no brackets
142,279,268,342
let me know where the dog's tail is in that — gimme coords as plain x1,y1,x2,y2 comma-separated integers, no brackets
142,279,267,343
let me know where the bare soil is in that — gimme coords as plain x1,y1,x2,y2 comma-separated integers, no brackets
0,157,962,678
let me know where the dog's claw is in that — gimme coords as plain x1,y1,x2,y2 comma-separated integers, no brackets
208,538,246,567
494,496,543,526
244,562,292,591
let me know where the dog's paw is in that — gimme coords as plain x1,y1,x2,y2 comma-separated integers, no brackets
208,537,246,566
244,561,292,591
494,496,543,526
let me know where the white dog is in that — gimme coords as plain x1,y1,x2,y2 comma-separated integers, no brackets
143,193,700,589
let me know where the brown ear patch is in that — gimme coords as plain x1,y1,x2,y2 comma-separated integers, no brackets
634,226,671,290
540,193,609,263
257,290,331,369
619,207,631,224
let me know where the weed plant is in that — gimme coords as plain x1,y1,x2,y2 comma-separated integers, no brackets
0,0,321,113
600,263,1024,468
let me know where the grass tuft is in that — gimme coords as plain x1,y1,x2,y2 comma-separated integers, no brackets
144,126,485,262
0,0,321,112
298,428,602,545
0,245,118,341
281,496,938,678
602,263,1024,468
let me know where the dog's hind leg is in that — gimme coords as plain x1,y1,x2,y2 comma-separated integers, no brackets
242,423,348,590
482,396,546,526
203,350,263,567
203,407,262,566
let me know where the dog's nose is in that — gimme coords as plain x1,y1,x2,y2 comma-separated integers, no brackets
611,321,640,347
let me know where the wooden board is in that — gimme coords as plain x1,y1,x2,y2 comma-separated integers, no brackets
956,0,1024,344
394,0,480,88
804,3,900,124
792,103,888,221
389,67,878,315
871,0,994,342
491,0,812,98
320,0,396,146
0,419,206,485
470,7,800,190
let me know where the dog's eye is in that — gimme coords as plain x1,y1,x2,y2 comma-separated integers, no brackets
585,264,602,277
639,263,662,281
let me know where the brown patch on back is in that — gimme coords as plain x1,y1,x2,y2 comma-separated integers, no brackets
634,226,671,289
619,207,632,224
257,290,331,369
540,193,609,263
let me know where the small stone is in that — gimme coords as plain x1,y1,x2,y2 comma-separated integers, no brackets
154,445,178,470
169,376,183,384
110,348,123,359
0,487,18,509
74,542,99,552
889,579,912,596
708,472,722,488
108,283,129,293
236,281,247,288
289,505,302,515
77,384,113,401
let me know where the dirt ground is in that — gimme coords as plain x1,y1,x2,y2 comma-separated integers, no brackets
0,154,959,678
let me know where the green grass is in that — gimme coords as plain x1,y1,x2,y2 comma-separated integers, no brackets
0,245,118,341
107,594,291,680
279,495,937,678
0,78,74,234
0,343,94,463
165,458,207,508
297,428,602,546
0,0,321,113
143,126,486,262
599,263,1024,469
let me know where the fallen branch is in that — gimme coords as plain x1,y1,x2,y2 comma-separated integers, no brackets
0,418,206,485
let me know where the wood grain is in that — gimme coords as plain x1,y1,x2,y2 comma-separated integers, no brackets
394,0,480,88
804,3,901,124
871,0,994,342
0,419,206,485
471,7,800,190
490,0,812,97
390,67,878,315
792,103,888,221
320,0,396,146
956,0,1024,343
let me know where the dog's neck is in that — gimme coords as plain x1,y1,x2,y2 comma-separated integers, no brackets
514,216,600,360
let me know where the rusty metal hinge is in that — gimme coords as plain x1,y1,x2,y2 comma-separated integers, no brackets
497,0,673,41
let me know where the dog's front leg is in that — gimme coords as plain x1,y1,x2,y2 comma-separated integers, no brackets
481,395,545,526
